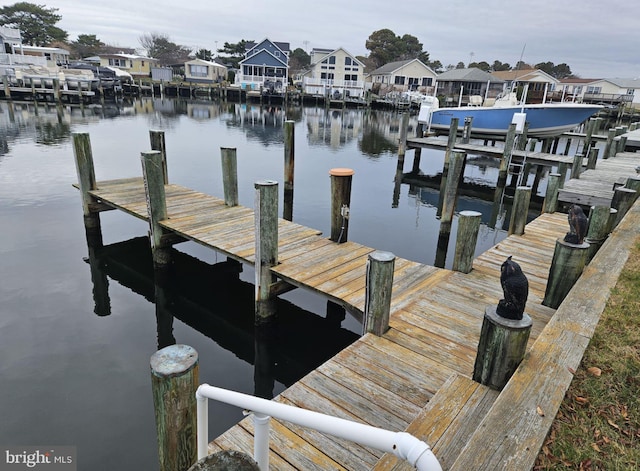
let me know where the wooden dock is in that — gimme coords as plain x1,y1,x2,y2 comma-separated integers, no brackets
76,134,640,470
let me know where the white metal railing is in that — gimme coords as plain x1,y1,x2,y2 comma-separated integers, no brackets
196,384,442,471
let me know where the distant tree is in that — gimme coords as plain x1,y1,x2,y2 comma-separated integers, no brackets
0,2,67,46
455,62,466,69
70,34,104,59
535,61,573,79
514,60,532,70
217,39,252,68
195,48,213,61
288,47,310,72
491,60,511,71
139,32,191,65
469,61,491,72
365,29,432,69
426,59,443,73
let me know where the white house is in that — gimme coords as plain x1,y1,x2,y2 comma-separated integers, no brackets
302,47,366,99
368,59,437,96
583,78,639,108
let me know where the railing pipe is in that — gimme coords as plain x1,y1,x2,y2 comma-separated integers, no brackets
195,384,442,471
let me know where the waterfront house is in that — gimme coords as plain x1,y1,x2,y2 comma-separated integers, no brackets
435,67,504,106
0,27,49,71
19,45,69,68
490,68,559,103
548,77,596,102
368,59,437,96
85,53,158,79
302,47,366,99
235,39,289,93
582,78,639,108
184,58,227,84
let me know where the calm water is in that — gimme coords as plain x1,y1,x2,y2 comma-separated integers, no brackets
0,98,512,470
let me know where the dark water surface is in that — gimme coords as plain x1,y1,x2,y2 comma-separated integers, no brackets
0,99,509,469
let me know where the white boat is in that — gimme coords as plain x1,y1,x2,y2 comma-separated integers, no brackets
418,92,602,138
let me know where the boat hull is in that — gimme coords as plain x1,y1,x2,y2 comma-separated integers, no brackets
427,104,602,138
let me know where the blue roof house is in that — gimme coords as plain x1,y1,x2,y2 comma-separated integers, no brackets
235,38,289,93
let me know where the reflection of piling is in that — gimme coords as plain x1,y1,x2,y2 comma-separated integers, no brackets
434,221,452,269
283,120,295,221
72,133,103,247
329,168,354,243
254,324,276,400
363,251,395,336
585,205,615,264
452,210,481,273
141,151,172,268
150,130,169,184
150,344,199,471
508,186,531,236
473,306,532,390
220,148,238,207
254,180,279,324
542,173,561,213
542,239,590,309
437,118,459,216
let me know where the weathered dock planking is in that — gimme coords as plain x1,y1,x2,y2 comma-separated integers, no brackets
77,134,640,470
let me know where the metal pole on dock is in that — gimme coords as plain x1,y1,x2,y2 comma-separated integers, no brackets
283,120,295,221
363,251,395,336
329,168,354,243
542,173,561,213
473,306,532,390
220,148,238,207
150,130,169,184
452,210,482,273
254,180,279,324
141,150,171,267
508,186,531,236
542,239,590,309
150,344,199,471
72,133,103,247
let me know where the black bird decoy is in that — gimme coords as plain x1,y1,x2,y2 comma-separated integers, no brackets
496,256,528,320
563,204,588,245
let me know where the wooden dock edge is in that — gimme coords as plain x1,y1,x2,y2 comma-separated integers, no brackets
448,199,640,471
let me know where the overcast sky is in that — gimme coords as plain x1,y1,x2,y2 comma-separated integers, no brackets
46,0,639,78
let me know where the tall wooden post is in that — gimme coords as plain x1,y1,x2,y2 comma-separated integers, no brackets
625,176,640,203
473,307,532,390
557,162,569,183
150,130,169,184
611,187,636,228
452,210,482,273
571,153,583,179
283,120,295,221
508,186,531,236
72,132,103,247
150,344,199,471
397,112,410,158
254,180,278,324
441,152,466,224
585,205,614,264
363,251,395,336
583,118,596,155
329,168,354,243
542,239,590,309
603,128,616,159
498,124,517,188
141,150,171,267
586,147,599,170
220,147,238,207
437,118,459,216
542,173,561,213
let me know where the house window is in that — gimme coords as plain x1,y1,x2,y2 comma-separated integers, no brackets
345,57,352,65
352,67,358,71
189,65,208,77
627,89,635,95
421,77,433,87
321,72,326,79
275,51,280,57
108,58,127,67
141,61,145,67
328,56,335,64
394,76,405,85
586,86,601,94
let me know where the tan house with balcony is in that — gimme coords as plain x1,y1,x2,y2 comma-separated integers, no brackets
302,47,366,99
490,68,559,103
86,53,158,78
184,58,227,84
368,59,437,96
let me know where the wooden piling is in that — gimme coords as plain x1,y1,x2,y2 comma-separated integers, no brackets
472,306,532,390
571,153,583,179
72,132,103,245
254,180,279,323
586,147,599,170
220,147,238,207
542,239,590,309
150,344,199,471
150,130,169,184
585,205,614,264
397,112,410,158
611,187,637,228
329,168,354,243
441,151,466,224
497,124,517,187
363,251,395,336
508,186,531,236
604,129,616,159
283,120,295,221
625,176,640,203
584,118,596,154
141,150,171,267
542,173,561,214
2,75,11,100
452,210,482,273
437,117,459,216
